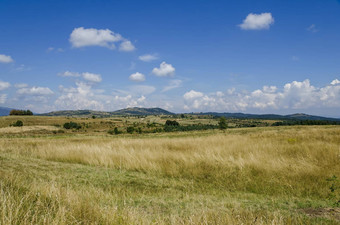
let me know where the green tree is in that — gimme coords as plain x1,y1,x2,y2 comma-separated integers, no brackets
218,117,227,130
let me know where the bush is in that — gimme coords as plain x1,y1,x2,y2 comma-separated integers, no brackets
126,126,134,134
165,120,179,126
63,122,81,130
11,120,23,127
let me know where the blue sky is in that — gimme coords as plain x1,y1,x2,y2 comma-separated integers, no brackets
0,0,340,117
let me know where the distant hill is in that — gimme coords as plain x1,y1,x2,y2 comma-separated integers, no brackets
0,106,14,116
40,107,174,117
193,112,340,121
36,107,340,121
41,110,111,117
111,107,174,116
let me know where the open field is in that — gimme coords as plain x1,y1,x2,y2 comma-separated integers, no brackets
0,116,339,224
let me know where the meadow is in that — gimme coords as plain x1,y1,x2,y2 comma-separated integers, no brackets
0,116,339,224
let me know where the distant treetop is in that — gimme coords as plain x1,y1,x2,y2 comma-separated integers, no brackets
9,109,33,116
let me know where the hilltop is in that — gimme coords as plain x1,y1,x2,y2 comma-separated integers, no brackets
40,107,174,117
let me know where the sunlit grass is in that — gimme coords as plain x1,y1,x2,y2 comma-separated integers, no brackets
1,125,339,224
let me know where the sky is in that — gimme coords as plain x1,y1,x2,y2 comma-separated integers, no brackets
0,0,340,117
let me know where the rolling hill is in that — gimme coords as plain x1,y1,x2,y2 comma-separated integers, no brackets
40,107,174,117
2,106,338,121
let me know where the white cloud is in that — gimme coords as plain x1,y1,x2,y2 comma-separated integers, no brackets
162,79,182,92
55,82,103,110
119,40,136,52
152,61,175,77
113,94,147,108
17,87,54,96
82,72,102,83
129,72,145,82
0,94,7,104
183,90,204,100
58,71,81,77
307,24,318,33
0,81,10,91
139,54,158,62
330,79,340,85
0,54,14,63
239,13,274,30
182,79,340,112
14,83,28,88
59,71,102,83
69,27,123,49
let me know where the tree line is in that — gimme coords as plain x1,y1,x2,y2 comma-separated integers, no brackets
9,109,33,116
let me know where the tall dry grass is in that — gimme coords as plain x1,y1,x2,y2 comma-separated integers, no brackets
1,126,339,224
1,126,339,197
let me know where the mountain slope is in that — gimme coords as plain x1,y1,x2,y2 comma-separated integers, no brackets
40,107,174,117
195,112,340,121
111,107,174,115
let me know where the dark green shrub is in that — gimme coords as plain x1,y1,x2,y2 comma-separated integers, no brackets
126,126,134,134
12,120,23,127
165,120,179,126
63,122,81,130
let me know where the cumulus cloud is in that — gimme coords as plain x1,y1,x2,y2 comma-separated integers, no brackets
56,81,150,110
69,27,123,49
183,79,340,112
129,72,145,82
183,90,204,100
162,80,182,92
152,62,175,77
17,87,54,96
139,54,158,62
58,71,81,77
119,40,136,52
0,54,14,63
0,81,10,91
330,79,340,85
114,94,146,108
82,72,102,83
56,82,103,110
239,13,274,30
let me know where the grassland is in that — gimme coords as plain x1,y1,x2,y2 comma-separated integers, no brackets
0,116,339,224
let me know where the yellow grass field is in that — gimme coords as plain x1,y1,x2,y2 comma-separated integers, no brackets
0,119,339,224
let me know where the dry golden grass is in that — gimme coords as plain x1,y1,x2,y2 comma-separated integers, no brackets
0,125,59,134
1,125,339,224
